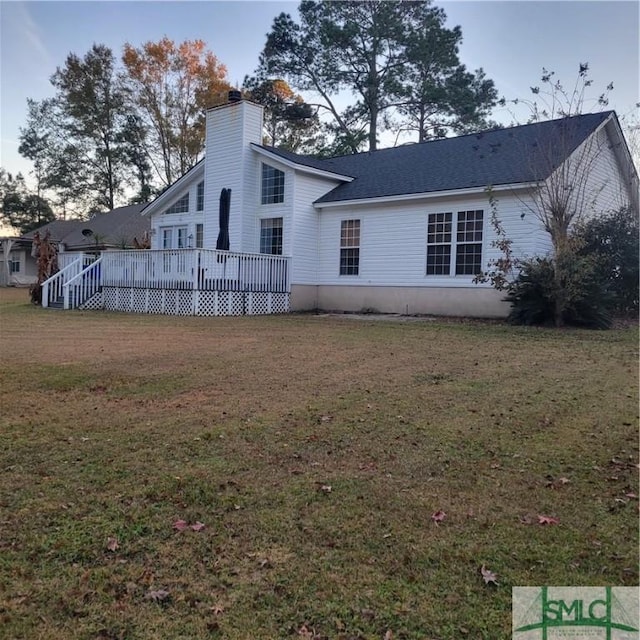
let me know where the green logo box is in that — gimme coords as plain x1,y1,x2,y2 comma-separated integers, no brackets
513,586,639,639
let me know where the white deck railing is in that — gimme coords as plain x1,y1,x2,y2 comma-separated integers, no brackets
100,249,290,293
58,252,95,270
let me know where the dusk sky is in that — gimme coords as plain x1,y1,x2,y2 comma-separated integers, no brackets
1,0,638,185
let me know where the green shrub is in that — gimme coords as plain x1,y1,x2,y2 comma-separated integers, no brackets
506,253,614,329
575,207,639,314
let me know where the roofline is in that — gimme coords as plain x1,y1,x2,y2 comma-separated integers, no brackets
251,144,355,183
141,160,205,216
313,182,539,209
605,112,639,181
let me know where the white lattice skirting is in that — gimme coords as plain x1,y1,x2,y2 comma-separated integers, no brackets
88,287,289,316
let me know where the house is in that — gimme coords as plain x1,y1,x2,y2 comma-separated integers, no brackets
139,94,638,316
1,221,83,287
1,204,150,287
40,93,638,317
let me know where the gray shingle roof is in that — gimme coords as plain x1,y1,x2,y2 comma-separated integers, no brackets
22,219,85,242
261,111,613,204
60,203,149,249
22,204,149,249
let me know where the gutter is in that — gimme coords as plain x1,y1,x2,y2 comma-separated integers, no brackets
313,182,539,209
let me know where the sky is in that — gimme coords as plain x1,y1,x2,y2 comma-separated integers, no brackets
0,0,638,186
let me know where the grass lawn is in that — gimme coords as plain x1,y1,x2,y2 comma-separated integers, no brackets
0,287,637,639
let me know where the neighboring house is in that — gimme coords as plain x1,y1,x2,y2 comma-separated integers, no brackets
51,203,150,251
1,221,83,287
0,237,36,286
139,95,637,317
1,205,150,286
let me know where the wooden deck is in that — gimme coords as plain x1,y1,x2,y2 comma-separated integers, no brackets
42,249,291,316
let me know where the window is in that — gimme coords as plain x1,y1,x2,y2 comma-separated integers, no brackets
162,228,173,249
161,226,188,249
197,182,204,211
261,164,285,204
426,210,483,276
165,193,189,214
455,210,483,275
161,226,187,272
9,258,20,274
340,219,360,276
260,217,283,255
426,212,452,275
195,223,204,248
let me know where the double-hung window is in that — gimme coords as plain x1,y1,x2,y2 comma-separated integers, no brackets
261,164,285,204
260,217,283,255
9,258,20,273
426,210,483,275
340,219,360,276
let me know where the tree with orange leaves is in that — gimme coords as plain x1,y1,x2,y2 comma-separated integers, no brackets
244,77,320,153
123,37,231,185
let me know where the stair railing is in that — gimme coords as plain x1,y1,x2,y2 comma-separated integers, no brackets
41,257,84,308
62,257,103,309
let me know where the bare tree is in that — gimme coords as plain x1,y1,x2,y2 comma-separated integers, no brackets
480,65,638,326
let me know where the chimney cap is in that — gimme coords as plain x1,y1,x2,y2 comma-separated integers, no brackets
228,89,242,103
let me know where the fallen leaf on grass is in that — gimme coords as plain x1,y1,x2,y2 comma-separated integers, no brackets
298,624,314,638
537,515,559,525
210,604,224,615
431,510,446,524
384,630,394,640
480,565,499,585
625,493,638,499
145,589,170,602
173,519,188,531
105,537,119,552
173,519,206,532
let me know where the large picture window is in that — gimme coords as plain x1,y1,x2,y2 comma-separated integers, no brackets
261,164,285,204
426,210,483,275
340,219,360,276
260,217,283,255
165,193,189,215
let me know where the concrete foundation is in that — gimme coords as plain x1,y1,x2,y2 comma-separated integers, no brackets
290,284,508,318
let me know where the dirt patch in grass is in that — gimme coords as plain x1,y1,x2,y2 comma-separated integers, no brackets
0,288,638,639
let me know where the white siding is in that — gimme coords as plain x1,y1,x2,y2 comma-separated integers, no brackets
204,101,264,252
290,173,341,284
149,168,205,250
581,122,631,214
314,190,546,287
540,121,631,232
